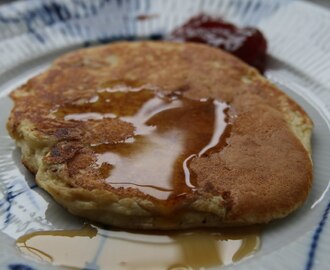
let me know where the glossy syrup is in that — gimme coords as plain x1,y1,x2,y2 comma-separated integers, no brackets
56,82,231,200
16,225,260,269
21,83,258,269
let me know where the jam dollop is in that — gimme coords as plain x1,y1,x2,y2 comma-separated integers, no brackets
169,14,267,73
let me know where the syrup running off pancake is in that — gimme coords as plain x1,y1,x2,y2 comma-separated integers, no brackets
56,81,232,201
16,225,260,269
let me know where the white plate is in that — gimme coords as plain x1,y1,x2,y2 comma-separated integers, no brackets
0,0,330,269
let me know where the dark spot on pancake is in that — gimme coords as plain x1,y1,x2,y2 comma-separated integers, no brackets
222,191,233,211
54,127,83,141
45,142,83,164
51,147,61,157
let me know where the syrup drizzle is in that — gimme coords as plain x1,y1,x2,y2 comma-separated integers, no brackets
56,82,231,200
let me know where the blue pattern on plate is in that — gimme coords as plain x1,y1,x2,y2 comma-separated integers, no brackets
1,185,24,226
84,235,107,270
0,172,40,230
0,0,113,42
8,264,36,270
0,2,69,42
0,0,287,45
305,199,330,270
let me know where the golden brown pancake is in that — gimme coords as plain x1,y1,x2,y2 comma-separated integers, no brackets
7,41,313,229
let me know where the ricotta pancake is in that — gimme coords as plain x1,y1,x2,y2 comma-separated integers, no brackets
7,41,313,229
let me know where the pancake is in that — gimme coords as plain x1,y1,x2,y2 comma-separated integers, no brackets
7,41,313,229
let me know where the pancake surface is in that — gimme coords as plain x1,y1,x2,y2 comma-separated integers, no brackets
7,41,313,229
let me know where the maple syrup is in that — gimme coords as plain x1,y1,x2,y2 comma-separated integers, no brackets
16,225,260,269
56,82,231,200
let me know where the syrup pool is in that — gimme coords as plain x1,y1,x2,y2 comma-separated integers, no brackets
16,225,260,270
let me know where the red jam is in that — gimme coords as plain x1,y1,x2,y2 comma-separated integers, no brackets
169,14,267,73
